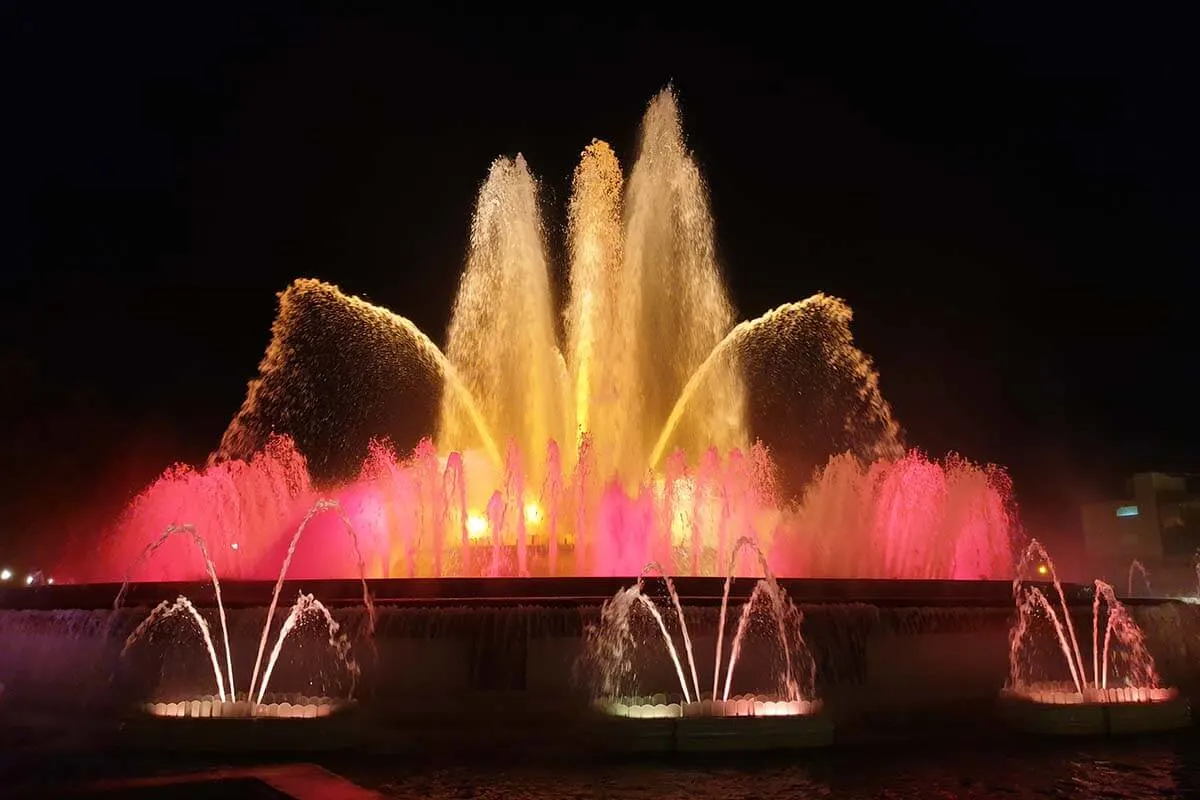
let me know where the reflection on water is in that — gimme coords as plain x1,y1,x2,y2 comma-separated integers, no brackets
6,734,1200,799
364,737,1200,800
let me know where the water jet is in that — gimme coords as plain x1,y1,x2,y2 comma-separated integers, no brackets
1000,541,1189,735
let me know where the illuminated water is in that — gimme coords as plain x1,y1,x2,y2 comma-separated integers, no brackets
583,539,816,711
1008,540,1164,700
115,523,362,708
61,89,1016,583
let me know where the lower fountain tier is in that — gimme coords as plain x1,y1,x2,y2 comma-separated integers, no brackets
590,697,832,751
999,682,1191,735
594,693,821,719
7,594,1200,751
142,693,355,719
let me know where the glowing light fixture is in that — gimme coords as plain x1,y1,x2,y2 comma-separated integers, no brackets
466,514,489,540
25,574,34,585
231,542,240,551
524,502,543,526
1036,564,1048,576
0,568,10,581
1116,505,1139,518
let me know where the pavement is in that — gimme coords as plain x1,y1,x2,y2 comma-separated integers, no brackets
21,764,384,799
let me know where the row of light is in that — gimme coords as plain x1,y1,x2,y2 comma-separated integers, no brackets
466,502,544,541
0,568,54,585
0,555,1049,582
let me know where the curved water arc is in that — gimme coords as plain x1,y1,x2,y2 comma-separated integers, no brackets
247,499,375,703
648,302,808,470
112,524,235,699
637,562,701,702
391,314,503,469
121,596,228,702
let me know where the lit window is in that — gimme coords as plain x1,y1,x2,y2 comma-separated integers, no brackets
1116,505,1139,518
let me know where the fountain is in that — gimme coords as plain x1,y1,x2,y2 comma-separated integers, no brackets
580,539,831,751
114,510,367,721
0,88,1089,756
47,87,1017,585
1000,541,1189,735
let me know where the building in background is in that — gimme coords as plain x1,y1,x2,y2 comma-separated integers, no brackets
1081,472,1200,595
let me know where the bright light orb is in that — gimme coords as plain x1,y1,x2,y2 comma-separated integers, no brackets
524,502,543,526
0,568,10,581
466,514,489,540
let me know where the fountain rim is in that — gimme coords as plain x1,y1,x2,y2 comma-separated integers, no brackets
0,577,1153,611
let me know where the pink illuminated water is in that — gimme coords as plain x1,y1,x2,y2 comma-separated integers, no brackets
65,435,1015,581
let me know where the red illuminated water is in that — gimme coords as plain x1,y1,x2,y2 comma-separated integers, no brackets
63,435,1015,582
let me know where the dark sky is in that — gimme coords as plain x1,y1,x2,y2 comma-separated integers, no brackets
1,4,1196,564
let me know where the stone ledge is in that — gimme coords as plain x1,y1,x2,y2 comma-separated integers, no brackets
998,689,1191,736
587,711,834,752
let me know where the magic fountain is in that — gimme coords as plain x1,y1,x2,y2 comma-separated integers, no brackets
0,88,1086,755
58,88,1016,586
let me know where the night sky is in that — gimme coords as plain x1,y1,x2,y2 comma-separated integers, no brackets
2,5,1196,567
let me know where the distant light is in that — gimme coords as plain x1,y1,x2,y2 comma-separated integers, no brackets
1037,564,1049,576
524,502,543,526
0,568,10,581
231,542,240,551
1116,505,1140,518
466,514,489,540
47,577,54,585
25,574,34,585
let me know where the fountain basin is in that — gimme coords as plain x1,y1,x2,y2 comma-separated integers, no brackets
590,694,831,751
139,693,356,720
999,683,1190,735
593,693,821,718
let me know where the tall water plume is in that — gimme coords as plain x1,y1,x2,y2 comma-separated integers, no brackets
612,89,747,479
438,156,569,475
565,139,624,472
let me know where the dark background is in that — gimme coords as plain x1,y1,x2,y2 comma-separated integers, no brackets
1,4,1195,570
